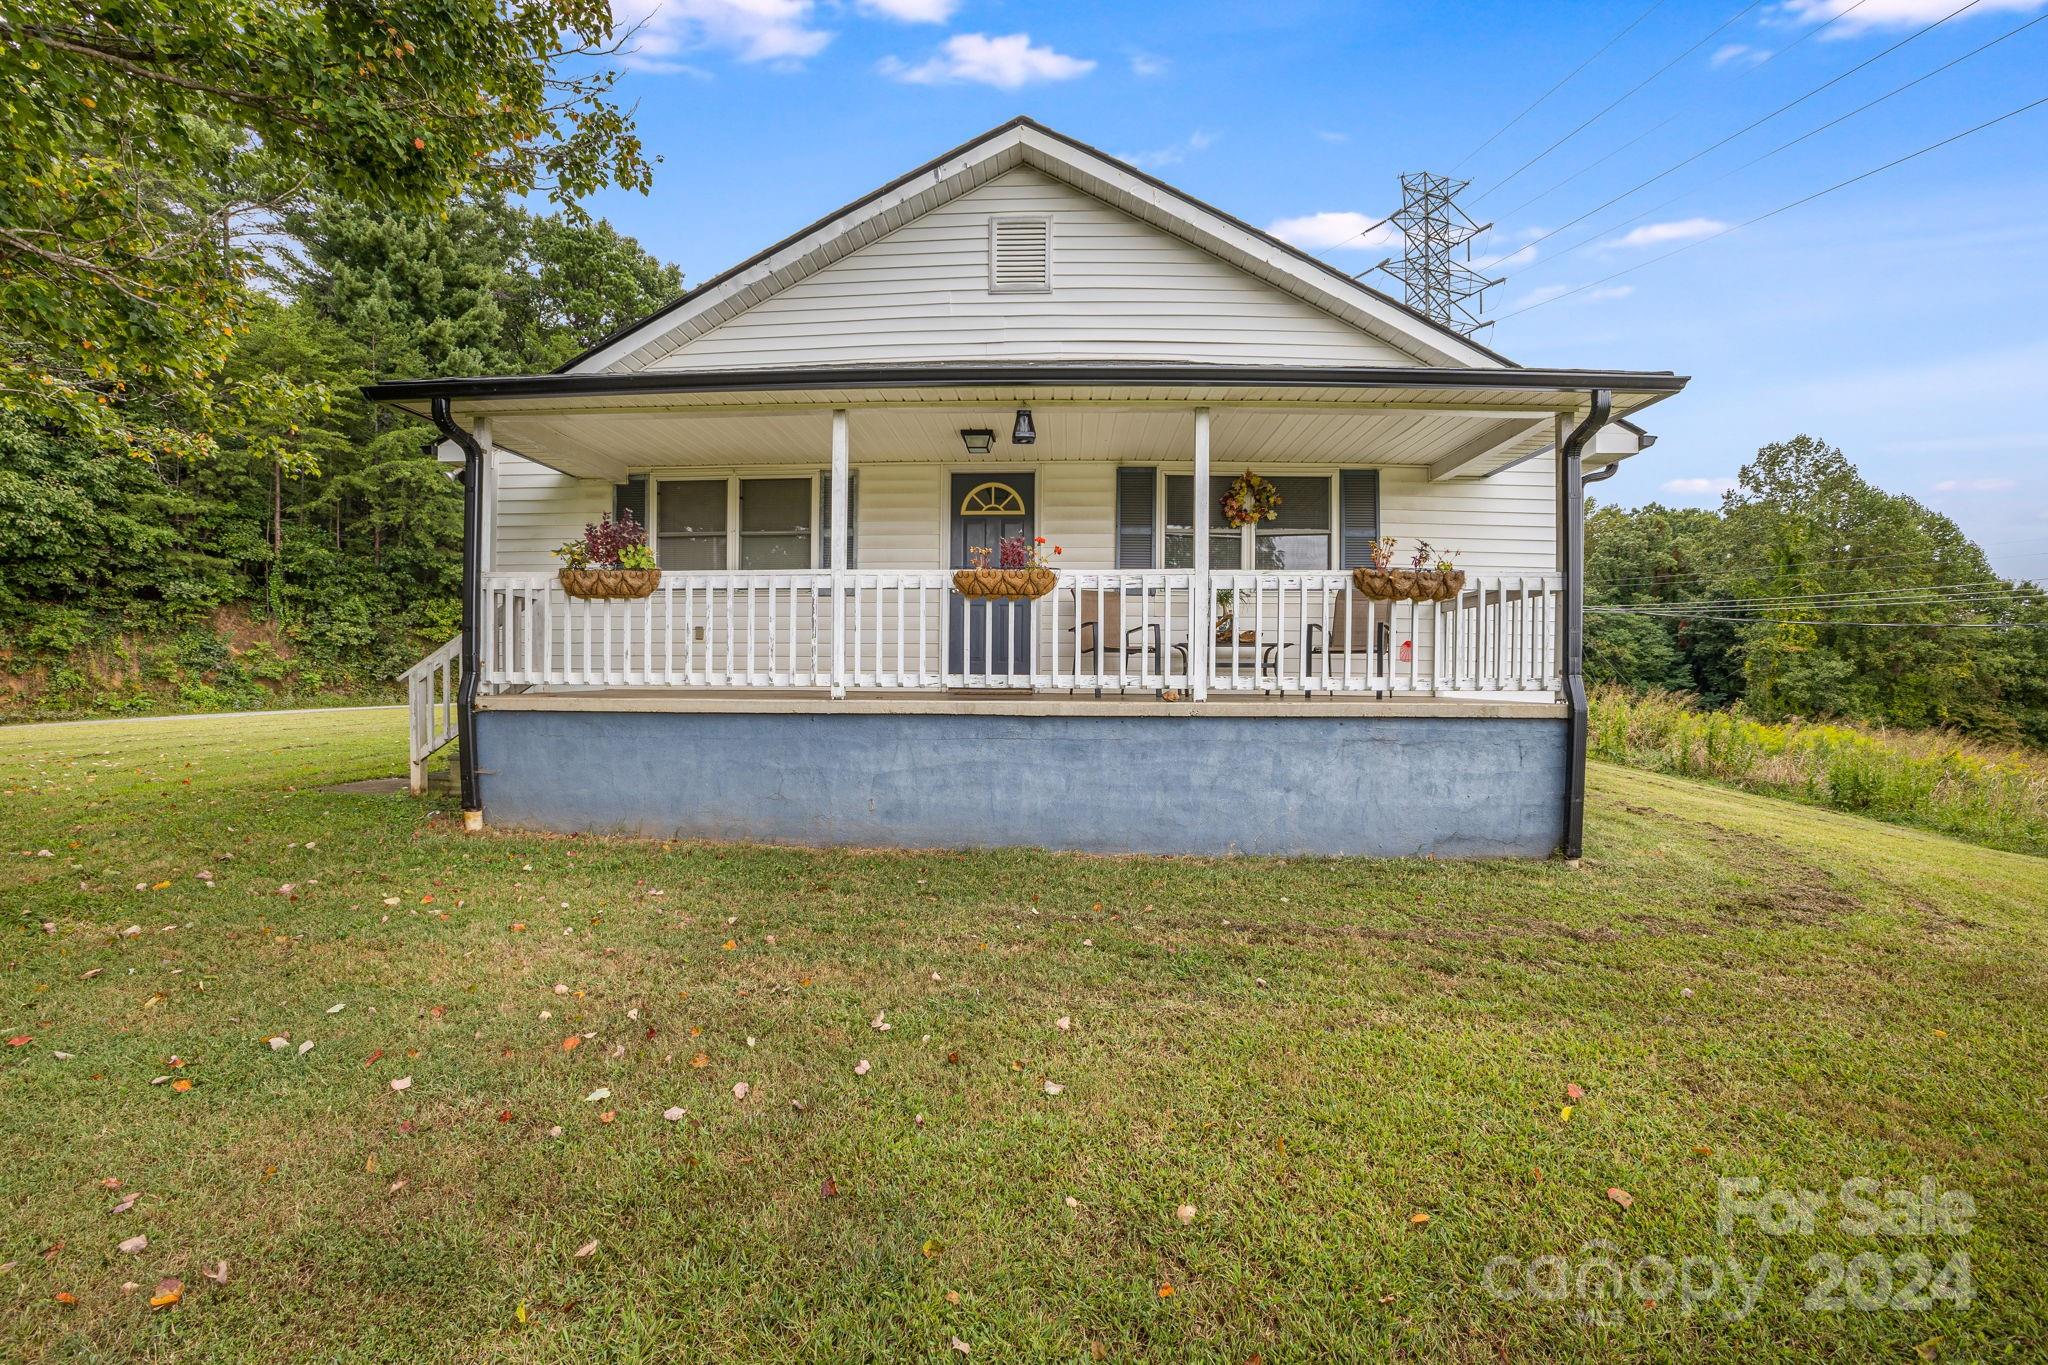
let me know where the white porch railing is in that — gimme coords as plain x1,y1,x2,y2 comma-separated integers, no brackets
401,634,462,793
477,569,1560,698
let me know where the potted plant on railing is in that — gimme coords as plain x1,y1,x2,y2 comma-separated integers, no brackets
1352,538,1467,602
953,534,1061,600
553,511,661,600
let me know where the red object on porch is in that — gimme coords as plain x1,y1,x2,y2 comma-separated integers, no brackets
1398,639,1414,663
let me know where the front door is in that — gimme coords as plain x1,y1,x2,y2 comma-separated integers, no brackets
949,472,1035,678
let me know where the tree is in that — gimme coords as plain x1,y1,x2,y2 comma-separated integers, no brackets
0,0,650,453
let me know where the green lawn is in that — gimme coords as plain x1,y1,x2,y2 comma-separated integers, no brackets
3,711,2044,1362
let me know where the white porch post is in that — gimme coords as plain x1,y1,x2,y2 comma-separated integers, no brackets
1191,406,1211,701
829,409,850,699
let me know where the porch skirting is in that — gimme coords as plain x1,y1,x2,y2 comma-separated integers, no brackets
473,706,1567,857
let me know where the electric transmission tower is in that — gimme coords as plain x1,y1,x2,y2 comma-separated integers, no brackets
1372,173,1501,337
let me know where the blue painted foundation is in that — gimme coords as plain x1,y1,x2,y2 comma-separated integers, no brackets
476,708,1567,857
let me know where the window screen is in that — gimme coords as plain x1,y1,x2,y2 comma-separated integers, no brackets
1254,476,1332,569
1115,467,1156,569
656,479,726,570
1162,475,1241,570
739,477,810,569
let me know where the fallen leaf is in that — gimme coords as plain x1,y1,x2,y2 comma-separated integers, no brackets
6,1036,30,1048
298,1040,314,1056
1157,1283,1175,1299
118,1235,148,1254
732,1081,750,1101
171,1078,192,1093
722,939,737,951
951,1338,971,1356
54,1291,76,1305
922,1238,943,1259
1042,1081,1064,1095
689,1052,709,1068
149,1277,182,1309
663,1106,686,1122
871,1011,890,1032
854,1059,871,1076
364,1049,384,1067
560,1036,580,1053
598,1110,615,1124
204,1260,228,1286
1055,1016,1071,1032
821,1176,839,1198
1408,1213,1430,1226
390,1076,412,1092
584,1088,610,1102
108,1193,139,1215
1565,1082,1585,1101
945,1290,961,1305
1607,1187,1634,1210
1560,1105,1573,1122
1176,1203,1196,1225
574,1240,598,1259
326,1003,345,1015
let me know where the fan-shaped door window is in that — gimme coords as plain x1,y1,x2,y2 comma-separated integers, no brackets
959,481,1027,516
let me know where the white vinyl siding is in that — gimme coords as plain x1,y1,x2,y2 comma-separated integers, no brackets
644,168,1424,371
491,455,1559,578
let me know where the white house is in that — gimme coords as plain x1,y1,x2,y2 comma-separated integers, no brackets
372,117,1685,857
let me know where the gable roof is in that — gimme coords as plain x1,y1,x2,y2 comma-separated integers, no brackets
564,116,1515,376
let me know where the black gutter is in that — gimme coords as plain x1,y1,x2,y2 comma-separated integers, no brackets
365,363,1687,406
1559,389,1613,863
430,397,484,819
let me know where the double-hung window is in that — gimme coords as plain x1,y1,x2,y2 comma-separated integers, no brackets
1124,469,1378,571
631,473,853,570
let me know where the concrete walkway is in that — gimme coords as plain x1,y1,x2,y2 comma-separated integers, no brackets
1,704,405,732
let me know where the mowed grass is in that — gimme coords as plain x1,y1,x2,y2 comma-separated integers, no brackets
2,711,2045,1363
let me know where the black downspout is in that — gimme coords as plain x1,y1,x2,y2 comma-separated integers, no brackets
1559,390,1612,862
430,397,484,821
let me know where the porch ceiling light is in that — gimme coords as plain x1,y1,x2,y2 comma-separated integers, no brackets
1011,409,1036,445
959,428,996,455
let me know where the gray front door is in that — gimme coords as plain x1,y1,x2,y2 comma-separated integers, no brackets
949,472,1035,677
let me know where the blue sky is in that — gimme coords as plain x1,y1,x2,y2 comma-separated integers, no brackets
581,0,2048,578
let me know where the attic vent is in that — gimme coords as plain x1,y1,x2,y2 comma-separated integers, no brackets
988,215,1052,293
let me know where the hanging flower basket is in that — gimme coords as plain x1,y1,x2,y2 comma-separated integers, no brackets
1221,470,1282,528
952,568,1057,601
1352,567,1466,602
558,568,662,600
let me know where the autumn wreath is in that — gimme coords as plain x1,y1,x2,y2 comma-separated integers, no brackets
1220,470,1281,528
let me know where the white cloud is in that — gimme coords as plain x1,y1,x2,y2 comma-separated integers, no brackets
1711,42,1769,67
1584,285,1636,303
1123,131,1214,170
1511,283,1571,309
1933,477,2020,493
1264,211,1398,252
857,0,958,19
1605,217,1730,249
1662,477,1737,497
614,0,831,69
1315,129,1349,143
1128,50,1169,77
878,32,1096,87
1778,0,2048,34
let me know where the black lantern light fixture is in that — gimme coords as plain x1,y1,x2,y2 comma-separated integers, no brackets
959,428,996,455
1011,409,1036,445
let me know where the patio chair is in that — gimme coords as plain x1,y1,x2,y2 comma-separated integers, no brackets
1073,589,1183,696
1301,593,1393,692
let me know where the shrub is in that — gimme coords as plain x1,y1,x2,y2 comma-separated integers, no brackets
1589,686,2048,856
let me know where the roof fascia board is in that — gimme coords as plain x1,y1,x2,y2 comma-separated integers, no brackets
564,116,1510,377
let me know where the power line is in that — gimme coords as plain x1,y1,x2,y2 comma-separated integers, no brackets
1452,0,1674,173
1490,92,2048,323
1473,0,1769,202
1590,541,2048,593
1515,6,2039,280
1494,0,1878,221
1592,608,2048,628
1507,0,2015,266
1610,585,2043,610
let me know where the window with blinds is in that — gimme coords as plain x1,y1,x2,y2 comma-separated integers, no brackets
988,215,1052,293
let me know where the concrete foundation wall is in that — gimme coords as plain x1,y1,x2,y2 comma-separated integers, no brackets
475,709,1567,858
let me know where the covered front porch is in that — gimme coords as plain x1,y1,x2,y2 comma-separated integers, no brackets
375,363,1678,854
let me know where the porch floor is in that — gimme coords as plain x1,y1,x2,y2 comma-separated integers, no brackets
476,687,1565,719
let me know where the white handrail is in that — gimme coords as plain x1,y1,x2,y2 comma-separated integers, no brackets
399,635,462,794
476,570,1561,699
